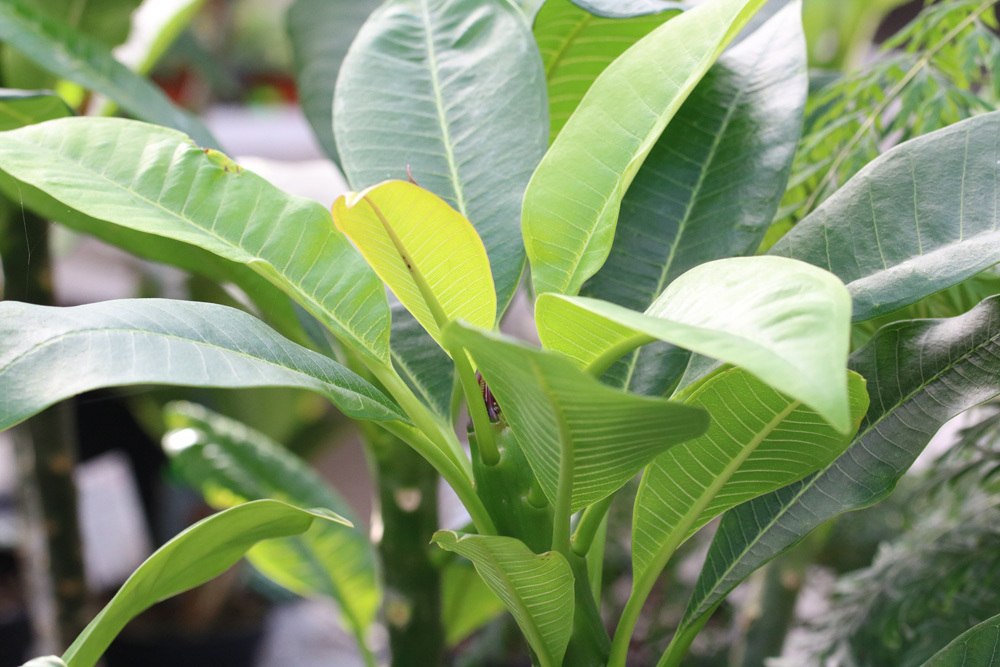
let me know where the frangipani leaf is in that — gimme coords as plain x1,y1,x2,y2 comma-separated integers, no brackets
537,256,853,433
522,0,766,296
771,111,1000,322
333,180,496,345
0,89,71,131
433,531,574,667
534,0,679,141
62,501,349,667
923,612,1000,667
0,118,391,365
631,368,868,598
334,0,547,313
0,299,403,431
0,0,216,146
163,402,380,645
680,295,1000,645
443,322,708,511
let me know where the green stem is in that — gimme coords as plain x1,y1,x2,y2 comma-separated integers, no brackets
658,613,712,667
571,493,615,557
551,435,574,557
451,345,499,465
583,334,650,378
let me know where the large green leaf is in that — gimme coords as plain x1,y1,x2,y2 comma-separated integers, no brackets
677,295,1000,651
334,0,548,313
441,560,505,647
443,322,708,511
333,180,496,345
0,299,403,431
628,369,867,616
522,0,766,296
287,0,381,164
0,89,72,131
923,612,1000,667
0,0,216,147
433,531,574,667
534,0,679,142
390,301,454,419
0,118,391,365
162,402,380,650
770,111,1000,322
579,3,806,393
537,256,853,433
61,500,349,667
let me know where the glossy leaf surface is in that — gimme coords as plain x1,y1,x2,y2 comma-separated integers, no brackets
923,612,1000,667
444,323,708,511
0,299,403,431
771,111,1000,322
682,295,1000,634
537,256,853,433
163,402,380,641
333,181,496,345
522,0,766,296
0,0,216,146
62,501,348,667
334,0,548,312
534,0,678,141
0,118,391,365
433,531,574,667
631,368,868,591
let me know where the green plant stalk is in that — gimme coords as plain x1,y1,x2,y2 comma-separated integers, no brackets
0,200,88,649
365,424,446,667
551,429,574,558
571,493,615,557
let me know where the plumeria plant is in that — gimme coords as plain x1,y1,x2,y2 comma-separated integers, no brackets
1,0,999,665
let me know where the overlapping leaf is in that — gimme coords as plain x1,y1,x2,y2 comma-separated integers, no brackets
433,532,574,667
771,111,1000,322
534,0,679,141
0,0,215,146
333,180,496,345
61,500,348,667
162,402,380,647
0,299,403,431
0,118,390,365
444,323,708,511
679,296,1000,643
0,89,71,131
923,612,1000,667
537,256,853,433
631,368,868,598
390,302,454,418
334,0,548,312
522,0,766,296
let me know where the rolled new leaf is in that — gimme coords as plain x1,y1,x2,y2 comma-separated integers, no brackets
62,500,349,667
433,531,574,667
0,299,404,431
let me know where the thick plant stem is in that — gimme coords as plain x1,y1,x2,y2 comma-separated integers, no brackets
1,203,88,649
366,426,446,667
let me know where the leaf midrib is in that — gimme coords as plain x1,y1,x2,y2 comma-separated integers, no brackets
683,320,1000,622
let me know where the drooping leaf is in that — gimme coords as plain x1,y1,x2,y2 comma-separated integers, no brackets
333,180,496,345
923,613,1000,667
0,89,72,131
537,256,853,433
286,0,381,164
441,559,505,647
569,0,686,19
0,299,403,431
334,0,548,313
443,323,708,511
0,118,391,365
522,0,766,296
578,3,807,392
630,368,868,606
433,531,574,667
534,0,679,141
162,402,380,646
0,0,216,147
771,111,1000,322
61,500,349,667
679,295,1000,644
